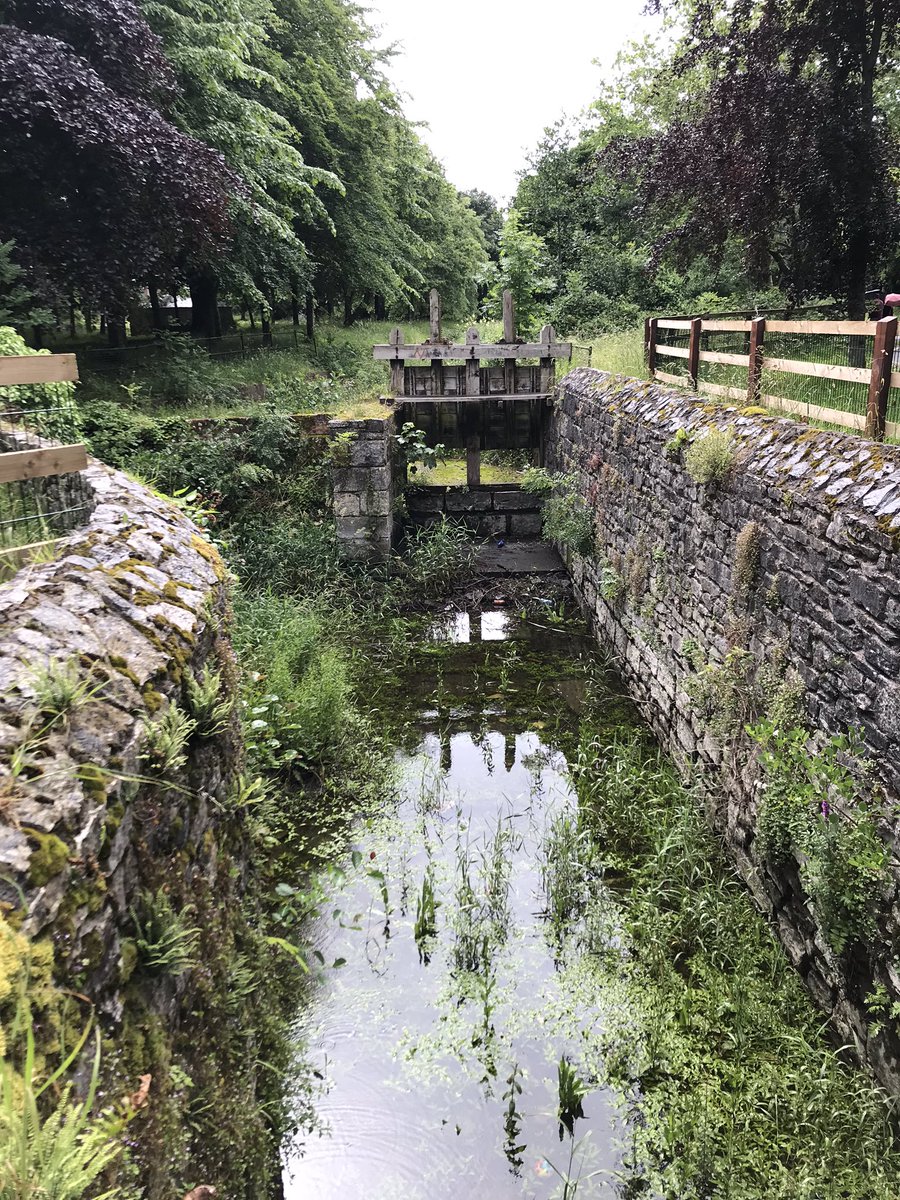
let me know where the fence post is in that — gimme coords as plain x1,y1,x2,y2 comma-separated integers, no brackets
747,317,766,405
645,318,658,378
867,315,897,441
389,326,404,396
687,317,702,389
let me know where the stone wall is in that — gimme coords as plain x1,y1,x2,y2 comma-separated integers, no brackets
549,367,900,1091
0,454,268,1192
330,413,398,562
406,483,544,539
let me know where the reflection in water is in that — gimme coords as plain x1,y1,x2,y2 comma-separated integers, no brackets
282,616,620,1199
427,608,511,643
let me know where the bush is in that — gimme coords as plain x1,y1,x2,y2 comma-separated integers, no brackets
684,427,734,485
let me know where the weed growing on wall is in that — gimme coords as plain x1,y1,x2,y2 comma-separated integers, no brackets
522,467,594,555
684,427,735,485
732,520,762,607
747,720,887,953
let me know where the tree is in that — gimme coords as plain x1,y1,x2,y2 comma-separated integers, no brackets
0,1,237,333
463,190,503,263
486,209,554,336
617,0,900,316
140,0,340,334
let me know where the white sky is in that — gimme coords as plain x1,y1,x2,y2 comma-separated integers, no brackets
369,0,654,204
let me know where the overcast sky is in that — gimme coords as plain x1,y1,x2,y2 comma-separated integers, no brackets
369,0,654,204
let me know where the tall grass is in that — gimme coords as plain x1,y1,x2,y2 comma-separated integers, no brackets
571,728,900,1199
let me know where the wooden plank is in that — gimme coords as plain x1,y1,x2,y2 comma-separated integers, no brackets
0,354,79,386
656,345,690,360
656,320,692,331
389,326,404,395
655,370,687,387
688,317,702,389
702,320,752,332
0,443,87,483
429,289,442,342
539,324,555,394
765,320,874,336
697,350,751,367
373,342,571,361
759,393,866,431
502,290,516,343
747,317,766,404
866,316,897,441
398,393,551,404
646,317,658,376
699,381,748,401
762,356,871,385
465,327,480,397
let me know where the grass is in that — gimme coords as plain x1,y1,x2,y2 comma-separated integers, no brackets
413,456,524,485
571,728,900,1199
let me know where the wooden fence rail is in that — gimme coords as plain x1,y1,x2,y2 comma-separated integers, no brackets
645,315,899,441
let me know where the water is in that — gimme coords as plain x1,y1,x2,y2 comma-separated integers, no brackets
282,608,627,1199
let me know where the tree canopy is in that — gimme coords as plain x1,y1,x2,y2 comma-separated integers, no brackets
0,0,486,336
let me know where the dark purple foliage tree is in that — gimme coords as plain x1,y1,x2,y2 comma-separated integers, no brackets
612,0,900,315
0,1,240,325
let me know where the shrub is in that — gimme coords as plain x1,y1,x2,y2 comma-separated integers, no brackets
523,467,594,554
684,427,734,485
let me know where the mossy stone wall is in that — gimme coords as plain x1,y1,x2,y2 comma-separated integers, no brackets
0,456,277,1194
549,367,900,1092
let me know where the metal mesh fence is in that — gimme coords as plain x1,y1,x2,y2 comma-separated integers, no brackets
0,384,92,549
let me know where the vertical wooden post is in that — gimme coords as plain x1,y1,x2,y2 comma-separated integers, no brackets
429,287,442,341
539,323,555,394
646,318,658,378
466,435,481,486
429,288,443,397
867,315,897,441
502,290,516,343
389,326,404,396
502,290,517,395
465,326,481,397
747,317,766,405
687,317,702,390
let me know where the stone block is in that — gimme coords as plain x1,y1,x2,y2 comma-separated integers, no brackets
406,489,446,514
349,438,388,468
333,492,361,518
510,513,543,538
446,490,493,513
494,489,539,511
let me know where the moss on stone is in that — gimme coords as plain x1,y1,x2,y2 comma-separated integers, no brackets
142,685,166,713
26,830,70,887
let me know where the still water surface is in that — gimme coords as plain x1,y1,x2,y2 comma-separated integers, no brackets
282,608,626,1198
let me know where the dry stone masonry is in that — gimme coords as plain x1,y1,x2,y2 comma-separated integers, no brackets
0,454,241,1026
549,367,900,1092
330,413,398,562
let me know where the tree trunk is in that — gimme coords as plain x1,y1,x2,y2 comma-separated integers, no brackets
261,307,273,347
305,293,315,340
374,293,386,320
189,273,221,339
291,290,300,327
148,280,165,332
107,316,127,348
343,291,354,327
68,298,76,340
83,304,94,334
31,325,44,350
244,300,256,330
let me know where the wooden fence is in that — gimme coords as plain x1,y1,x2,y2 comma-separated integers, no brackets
0,352,89,559
645,315,899,441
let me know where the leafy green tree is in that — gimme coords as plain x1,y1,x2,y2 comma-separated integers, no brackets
486,209,554,335
141,0,340,333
